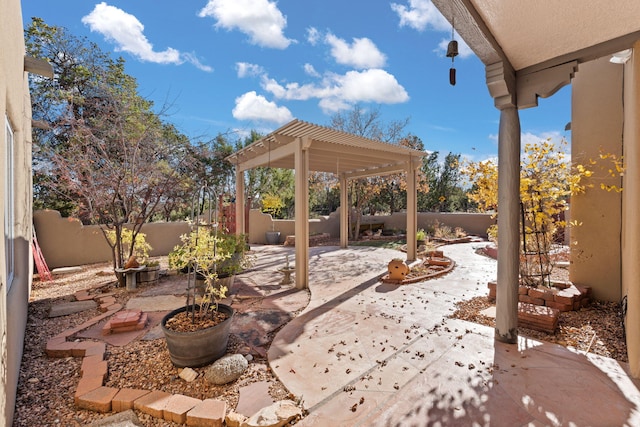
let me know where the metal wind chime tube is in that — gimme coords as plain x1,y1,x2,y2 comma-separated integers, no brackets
446,18,458,86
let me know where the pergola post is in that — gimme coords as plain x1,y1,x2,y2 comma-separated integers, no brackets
406,161,418,262
294,137,310,289
339,174,349,249
235,167,245,236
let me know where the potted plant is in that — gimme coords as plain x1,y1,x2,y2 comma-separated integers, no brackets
262,193,284,244
216,232,252,288
162,226,236,367
416,228,427,246
265,224,281,245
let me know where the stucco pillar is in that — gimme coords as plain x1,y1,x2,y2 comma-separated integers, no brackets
294,137,310,289
495,106,521,343
406,162,418,261
622,42,640,377
235,167,245,236
339,174,348,248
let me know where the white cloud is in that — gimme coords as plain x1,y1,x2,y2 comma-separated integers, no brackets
325,33,387,69
304,63,320,77
488,131,568,148
236,62,264,78
182,52,213,72
198,0,294,49
82,2,211,71
232,91,294,124
390,0,450,32
337,69,408,103
261,68,409,113
391,0,475,60
306,27,320,45
521,131,567,147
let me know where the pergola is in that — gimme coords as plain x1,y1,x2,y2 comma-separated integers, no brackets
225,119,427,289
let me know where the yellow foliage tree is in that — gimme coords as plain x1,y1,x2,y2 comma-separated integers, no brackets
463,138,594,286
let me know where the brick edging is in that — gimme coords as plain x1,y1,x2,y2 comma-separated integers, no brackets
45,288,227,426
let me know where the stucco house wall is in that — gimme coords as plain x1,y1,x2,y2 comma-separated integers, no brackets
570,57,624,301
1,0,35,422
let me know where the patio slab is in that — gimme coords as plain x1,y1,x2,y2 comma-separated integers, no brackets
262,242,640,426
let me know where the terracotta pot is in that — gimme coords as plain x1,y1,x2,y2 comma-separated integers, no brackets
387,259,410,281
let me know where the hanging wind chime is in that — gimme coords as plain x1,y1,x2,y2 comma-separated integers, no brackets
446,19,459,86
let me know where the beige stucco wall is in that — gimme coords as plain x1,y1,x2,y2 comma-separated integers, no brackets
247,209,341,244
33,210,191,269
570,57,624,301
1,0,34,422
246,208,495,244
35,209,496,266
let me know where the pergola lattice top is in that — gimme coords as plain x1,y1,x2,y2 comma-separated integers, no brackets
226,119,426,178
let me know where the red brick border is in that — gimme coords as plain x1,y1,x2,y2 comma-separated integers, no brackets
45,288,228,425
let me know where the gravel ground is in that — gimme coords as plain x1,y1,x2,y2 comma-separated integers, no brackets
14,247,629,426
449,258,628,363
14,258,293,427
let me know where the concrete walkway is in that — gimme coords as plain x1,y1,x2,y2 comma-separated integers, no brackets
264,242,640,426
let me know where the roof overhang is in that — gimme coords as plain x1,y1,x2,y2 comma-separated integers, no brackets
433,0,640,108
226,119,426,179
433,0,640,73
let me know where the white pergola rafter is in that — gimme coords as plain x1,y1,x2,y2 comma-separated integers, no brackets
226,119,427,289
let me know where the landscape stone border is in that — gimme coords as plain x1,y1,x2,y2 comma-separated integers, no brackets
45,285,227,426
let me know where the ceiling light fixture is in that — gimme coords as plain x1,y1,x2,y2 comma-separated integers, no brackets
610,49,632,64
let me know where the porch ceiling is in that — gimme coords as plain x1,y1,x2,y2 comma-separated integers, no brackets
225,119,426,179
434,0,640,73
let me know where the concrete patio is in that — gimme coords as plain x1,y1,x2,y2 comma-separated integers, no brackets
256,242,640,426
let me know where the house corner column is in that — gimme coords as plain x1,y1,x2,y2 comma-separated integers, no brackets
622,41,640,377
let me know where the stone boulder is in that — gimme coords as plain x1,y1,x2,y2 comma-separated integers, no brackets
243,400,302,427
204,354,249,385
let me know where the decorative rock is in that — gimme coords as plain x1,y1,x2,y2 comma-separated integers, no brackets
179,367,198,382
225,411,248,427
243,400,302,427
204,354,249,385
124,256,140,269
49,300,98,318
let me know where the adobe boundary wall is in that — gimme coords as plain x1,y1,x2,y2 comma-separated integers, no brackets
33,209,495,269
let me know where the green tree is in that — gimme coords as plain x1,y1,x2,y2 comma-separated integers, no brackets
329,105,413,238
25,18,190,277
418,152,466,212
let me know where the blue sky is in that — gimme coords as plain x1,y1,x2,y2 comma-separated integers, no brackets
21,0,571,161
